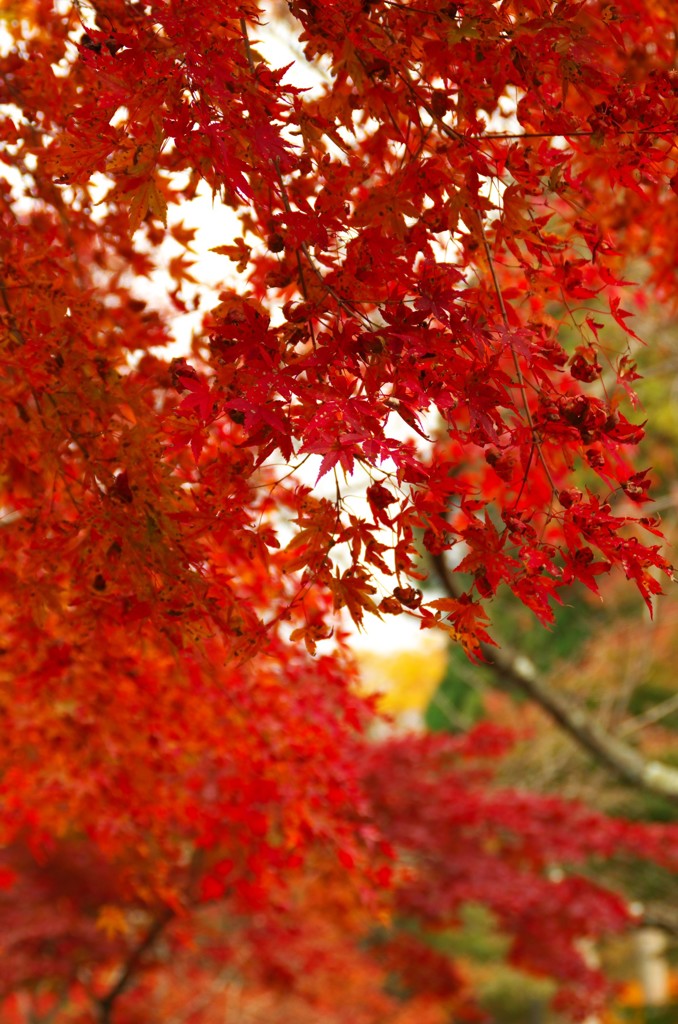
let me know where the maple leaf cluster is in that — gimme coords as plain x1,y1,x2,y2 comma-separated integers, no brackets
2,0,678,1021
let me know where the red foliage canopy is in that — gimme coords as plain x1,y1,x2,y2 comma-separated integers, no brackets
2,0,678,1020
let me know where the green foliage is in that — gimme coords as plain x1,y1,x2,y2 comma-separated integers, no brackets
619,1008,678,1024
425,586,606,733
437,905,560,1024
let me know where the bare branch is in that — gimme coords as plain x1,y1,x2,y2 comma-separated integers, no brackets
96,910,173,1024
640,904,678,937
431,553,678,805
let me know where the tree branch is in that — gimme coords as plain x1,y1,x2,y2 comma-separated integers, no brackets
96,910,173,1024
431,553,678,804
640,904,678,937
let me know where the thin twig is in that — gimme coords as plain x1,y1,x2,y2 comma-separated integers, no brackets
0,276,27,346
477,125,676,140
620,690,678,737
240,17,256,73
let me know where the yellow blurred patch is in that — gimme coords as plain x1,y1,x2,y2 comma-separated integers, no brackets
357,636,447,714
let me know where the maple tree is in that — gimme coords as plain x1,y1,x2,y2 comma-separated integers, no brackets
3,0,678,1020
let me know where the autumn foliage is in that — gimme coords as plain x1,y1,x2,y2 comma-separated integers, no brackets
2,0,678,1020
